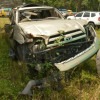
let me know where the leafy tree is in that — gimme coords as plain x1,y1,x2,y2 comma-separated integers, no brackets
81,0,88,10
23,0,100,11
98,0,100,11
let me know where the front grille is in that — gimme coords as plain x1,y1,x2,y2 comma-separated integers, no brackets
47,29,86,47
72,33,85,38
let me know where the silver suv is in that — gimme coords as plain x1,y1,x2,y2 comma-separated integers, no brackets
5,5,99,72
4,4,100,95
67,11,100,28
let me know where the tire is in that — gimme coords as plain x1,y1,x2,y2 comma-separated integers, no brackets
96,49,100,76
88,22,95,28
2,15,4,18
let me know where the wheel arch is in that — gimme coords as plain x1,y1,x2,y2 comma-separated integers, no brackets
88,21,95,28
88,21,95,25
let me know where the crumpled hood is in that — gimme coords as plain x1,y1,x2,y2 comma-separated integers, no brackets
18,19,87,37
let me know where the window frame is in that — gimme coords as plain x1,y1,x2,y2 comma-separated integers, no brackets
91,13,96,17
75,13,83,17
83,12,90,17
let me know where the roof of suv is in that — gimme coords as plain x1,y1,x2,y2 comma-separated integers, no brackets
19,6,54,11
15,3,54,10
80,11,100,13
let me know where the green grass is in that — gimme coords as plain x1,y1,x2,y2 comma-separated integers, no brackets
0,18,100,100
0,35,30,100
0,18,30,100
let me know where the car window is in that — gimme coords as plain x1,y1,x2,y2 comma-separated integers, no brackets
91,13,96,17
19,8,61,22
75,13,83,17
83,13,90,17
0,10,1,13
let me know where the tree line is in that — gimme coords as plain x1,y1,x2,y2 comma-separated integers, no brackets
23,0,100,12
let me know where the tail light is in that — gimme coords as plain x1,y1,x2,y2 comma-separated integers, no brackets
98,17,100,21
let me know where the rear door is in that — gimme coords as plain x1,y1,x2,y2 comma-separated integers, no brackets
82,12,90,21
90,13,97,24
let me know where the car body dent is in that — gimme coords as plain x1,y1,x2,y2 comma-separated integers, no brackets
13,25,25,44
18,19,87,45
18,19,87,37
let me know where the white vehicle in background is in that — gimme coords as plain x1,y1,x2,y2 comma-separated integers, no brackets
67,11,100,28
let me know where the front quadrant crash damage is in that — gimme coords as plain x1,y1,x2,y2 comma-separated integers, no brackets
4,4,99,95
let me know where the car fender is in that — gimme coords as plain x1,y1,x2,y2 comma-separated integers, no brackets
13,25,25,44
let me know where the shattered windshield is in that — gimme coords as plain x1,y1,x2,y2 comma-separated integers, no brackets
19,8,61,22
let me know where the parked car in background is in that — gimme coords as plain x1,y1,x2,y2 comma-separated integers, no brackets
58,9,75,18
67,11,100,28
58,9,68,16
67,10,73,14
4,8,12,16
0,9,9,17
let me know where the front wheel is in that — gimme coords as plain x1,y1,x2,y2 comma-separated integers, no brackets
96,49,100,76
2,15,4,18
88,22,95,28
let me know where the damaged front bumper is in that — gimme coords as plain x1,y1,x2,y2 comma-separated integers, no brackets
28,26,99,72
55,34,99,71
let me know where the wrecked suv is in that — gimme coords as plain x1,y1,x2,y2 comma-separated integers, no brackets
5,4,99,72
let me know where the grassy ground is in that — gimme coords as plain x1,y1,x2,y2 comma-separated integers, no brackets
0,18,100,100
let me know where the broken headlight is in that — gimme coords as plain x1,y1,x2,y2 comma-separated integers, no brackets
29,38,46,53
